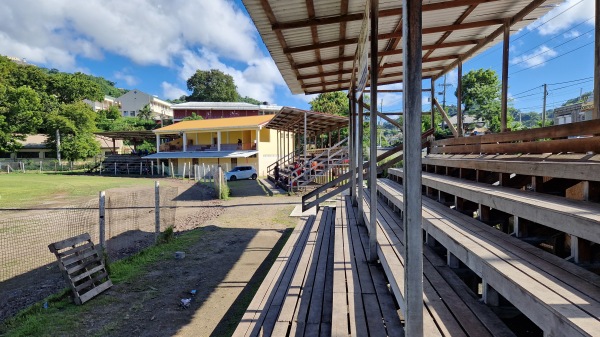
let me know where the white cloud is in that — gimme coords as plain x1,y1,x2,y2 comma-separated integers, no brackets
563,30,581,39
114,70,138,86
510,45,558,68
161,82,187,100
0,0,288,103
532,0,594,36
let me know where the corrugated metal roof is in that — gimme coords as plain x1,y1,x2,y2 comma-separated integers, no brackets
242,0,563,95
172,102,259,110
154,115,274,133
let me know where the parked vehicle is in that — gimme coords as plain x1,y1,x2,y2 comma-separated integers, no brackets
225,166,257,181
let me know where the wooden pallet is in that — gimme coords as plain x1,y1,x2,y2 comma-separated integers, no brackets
48,233,112,305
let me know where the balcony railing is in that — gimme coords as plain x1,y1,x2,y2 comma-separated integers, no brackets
159,142,256,152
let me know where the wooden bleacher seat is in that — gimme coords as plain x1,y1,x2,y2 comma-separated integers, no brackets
377,178,600,337
361,191,516,337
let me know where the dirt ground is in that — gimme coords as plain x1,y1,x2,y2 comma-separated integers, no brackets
3,178,301,336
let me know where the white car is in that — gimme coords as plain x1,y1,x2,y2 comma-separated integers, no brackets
225,166,257,181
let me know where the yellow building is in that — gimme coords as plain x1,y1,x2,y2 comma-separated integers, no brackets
147,115,293,176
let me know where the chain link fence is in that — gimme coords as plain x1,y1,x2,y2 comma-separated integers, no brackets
0,159,100,173
0,184,177,322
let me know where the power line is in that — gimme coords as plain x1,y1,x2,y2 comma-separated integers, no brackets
547,76,594,86
510,27,593,67
512,0,586,42
510,41,593,75
511,17,594,59
512,85,542,97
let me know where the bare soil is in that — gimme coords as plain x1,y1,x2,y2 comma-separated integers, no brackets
2,178,300,337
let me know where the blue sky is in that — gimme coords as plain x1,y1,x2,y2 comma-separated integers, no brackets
0,0,595,114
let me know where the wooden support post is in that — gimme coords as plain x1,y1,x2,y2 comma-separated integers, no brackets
368,0,379,263
155,181,160,242
430,78,435,131
513,216,529,238
350,90,357,204
532,176,544,193
99,191,106,252
501,21,509,132
479,204,491,222
455,196,464,212
426,232,436,247
447,252,460,269
482,280,500,307
403,0,424,334
357,95,365,225
433,97,458,137
499,173,511,186
595,0,600,119
457,61,463,136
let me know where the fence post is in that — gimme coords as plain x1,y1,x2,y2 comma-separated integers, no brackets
170,162,174,179
151,162,154,176
217,166,222,198
99,191,106,253
114,162,117,175
39,161,42,173
127,163,129,175
140,162,142,175
161,162,165,177
155,181,160,243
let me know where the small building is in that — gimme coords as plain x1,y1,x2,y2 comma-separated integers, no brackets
83,95,120,112
116,89,173,119
172,102,282,121
0,134,124,160
553,97,594,125
146,115,289,176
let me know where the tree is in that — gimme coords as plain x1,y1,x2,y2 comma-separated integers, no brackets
182,112,204,121
0,85,44,152
186,69,239,102
309,92,349,116
44,102,100,160
239,96,262,105
456,69,502,132
137,104,153,120
48,72,104,104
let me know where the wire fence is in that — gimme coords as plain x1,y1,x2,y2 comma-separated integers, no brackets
0,159,100,173
0,183,178,322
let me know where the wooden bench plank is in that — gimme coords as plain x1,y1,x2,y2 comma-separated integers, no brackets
233,216,315,337
332,198,350,337
377,179,600,337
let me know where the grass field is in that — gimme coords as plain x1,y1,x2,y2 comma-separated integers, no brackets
0,174,154,208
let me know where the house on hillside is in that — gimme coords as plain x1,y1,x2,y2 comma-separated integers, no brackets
553,96,594,125
116,89,173,120
83,95,121,112
0,134,124,161
172,102,282,121
145,115,290,176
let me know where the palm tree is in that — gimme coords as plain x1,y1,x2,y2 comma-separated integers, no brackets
137,104,152,120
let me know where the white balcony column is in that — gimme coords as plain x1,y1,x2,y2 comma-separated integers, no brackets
256,128,260,151
217,131,222,151
183,133,187,152
155,134,160,153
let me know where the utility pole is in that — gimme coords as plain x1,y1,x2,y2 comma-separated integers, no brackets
438,74,452,110
542,84,548,127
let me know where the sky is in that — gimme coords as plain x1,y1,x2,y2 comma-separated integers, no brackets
0,0,595,114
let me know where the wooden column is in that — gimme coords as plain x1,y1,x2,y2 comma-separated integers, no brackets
357,95,365,224
501,21,510,132
350,90,357,203
403,0,424,335
368,0,379,263
430,78,435,131
595,0,600,119
457,61,463,136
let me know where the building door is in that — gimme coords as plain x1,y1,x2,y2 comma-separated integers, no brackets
231,158,238,168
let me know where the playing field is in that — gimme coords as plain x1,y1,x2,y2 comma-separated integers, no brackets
0,174,154,208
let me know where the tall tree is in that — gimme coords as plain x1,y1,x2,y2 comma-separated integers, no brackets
186,69,239,102
45,102,100,160
137,104,153,120
0,85,44,153
48,72,104,104
309,91,349,116
456,69,503,132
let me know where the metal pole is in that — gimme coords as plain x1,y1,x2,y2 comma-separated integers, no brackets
457,61,463,136
56,129,61,166
403,0,424,334
501,21,510,132
154,181,160,242
99,191,106,252
357,95,365,223
368,0,379,263
542,84,547,127
595,0,600,120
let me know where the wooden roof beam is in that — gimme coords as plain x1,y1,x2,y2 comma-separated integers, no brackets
272,0,501,30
